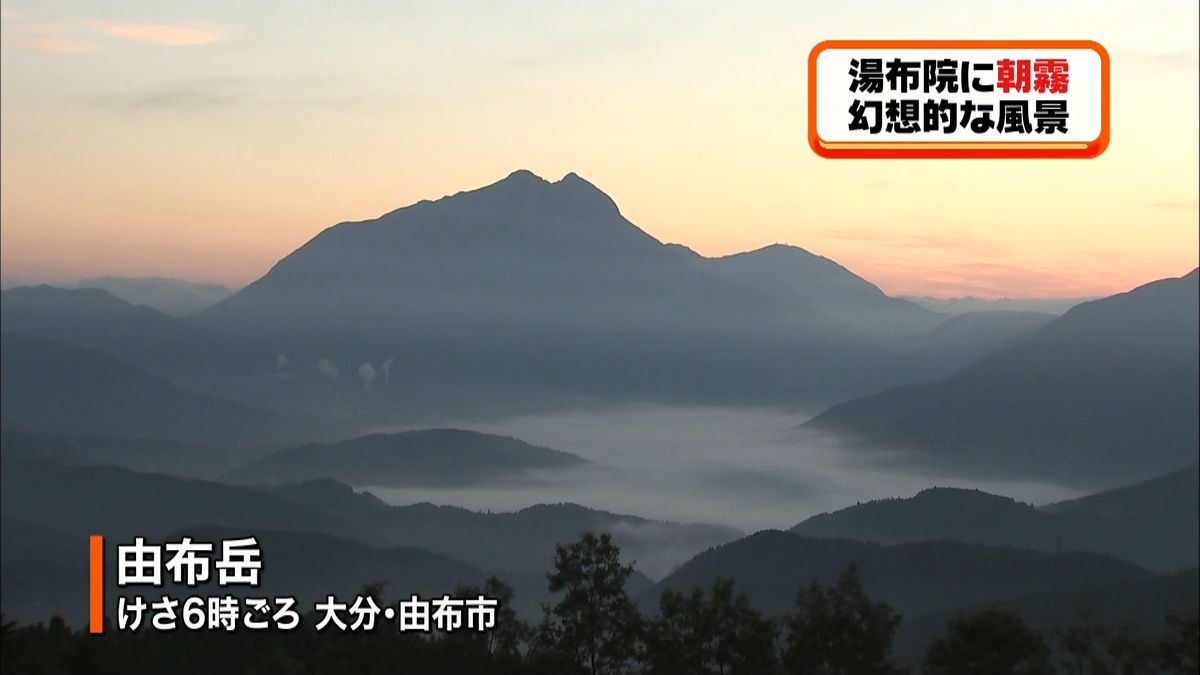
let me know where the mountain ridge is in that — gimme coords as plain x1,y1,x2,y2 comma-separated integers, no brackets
192,170,940,408
642,529,1150,619
789,465,1199,572
805,269,1200,485
231,427,590,487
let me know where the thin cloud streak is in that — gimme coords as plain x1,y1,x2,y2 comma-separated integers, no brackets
822,227,1007,255
80,77,363,111
871,260,1111,299
4,34,94,53
88,78,255,110
91,21,221,46
2,19,96,53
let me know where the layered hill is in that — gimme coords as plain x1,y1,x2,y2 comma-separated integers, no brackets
232,428,590,487
1,518,488,627
806,270,1200,485
706,244,939,338
1,285,270,386
0,430,227,479
0,333,283,450
1,460,736,622
642,530,1150,619
641,529,1192,667
790,464,1199,572
70,276,233,315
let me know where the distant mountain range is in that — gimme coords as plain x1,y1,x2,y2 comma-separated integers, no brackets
896,310,1054,372
0,459,736,622
1,518,489,627
791,463,1199,572
807,269,1200,485
0,277,234,315
231,428,590,487
633,460,1200,666
0,285,272,388
1,430,228,479
1,171,1087,423
256,480,738,581
905,295,1090,315
70,276,234,315
0,333,286,451
651,462,1199,623
4,454,1193,655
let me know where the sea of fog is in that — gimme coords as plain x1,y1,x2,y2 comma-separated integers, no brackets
365,404,1084,535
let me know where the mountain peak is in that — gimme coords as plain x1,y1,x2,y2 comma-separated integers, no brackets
501,168,548,184
750,243,821,259
711,244,893,303
551,171,619,216
911,486,1024,506
499,169,587,184
466,170,618,216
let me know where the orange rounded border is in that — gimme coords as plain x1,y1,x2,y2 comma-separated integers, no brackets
807,40,1110,159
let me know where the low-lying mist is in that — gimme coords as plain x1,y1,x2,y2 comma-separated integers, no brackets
365,405,1083,536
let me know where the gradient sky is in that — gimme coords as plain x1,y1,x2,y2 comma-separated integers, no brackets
2,1,1197,298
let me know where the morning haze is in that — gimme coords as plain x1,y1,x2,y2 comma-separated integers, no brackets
2,163,1196,673
1,3,1197,672
2,1,1197,296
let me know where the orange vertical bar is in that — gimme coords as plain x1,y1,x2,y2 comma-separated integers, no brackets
89,535,104,634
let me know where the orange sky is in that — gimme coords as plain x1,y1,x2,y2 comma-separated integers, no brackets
1,1,1197,298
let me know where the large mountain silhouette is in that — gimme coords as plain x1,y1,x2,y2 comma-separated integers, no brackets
805,270,1200,485
194,171,936,407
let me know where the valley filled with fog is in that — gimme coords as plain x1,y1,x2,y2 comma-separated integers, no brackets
368,404,1084,538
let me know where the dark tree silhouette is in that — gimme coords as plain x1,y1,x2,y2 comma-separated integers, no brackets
644,578,777,675
1,551,1194,675
781,564,900,675
451,576,530,661
924,605,1052,675
1159,608,1199,675
545,532,641,675
1054,610,1108,675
